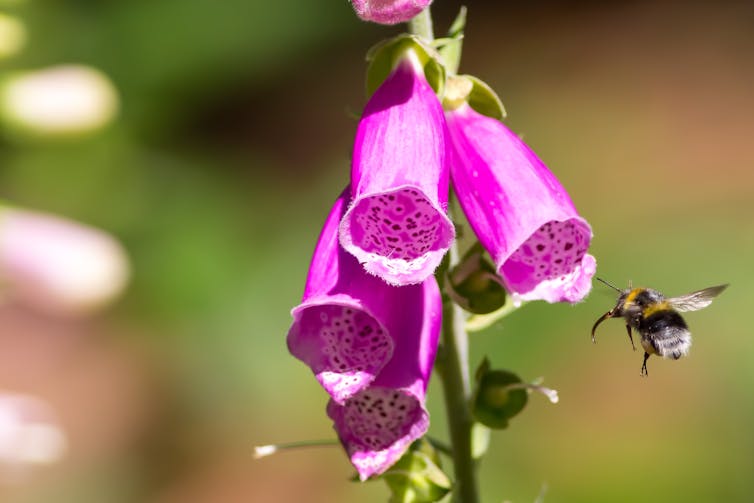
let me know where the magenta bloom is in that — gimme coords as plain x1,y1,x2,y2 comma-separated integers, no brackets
288,188,438,404
340,53,454,286
350,0,432,25
446,103,596,303
0,207,129,315
327,276,440,480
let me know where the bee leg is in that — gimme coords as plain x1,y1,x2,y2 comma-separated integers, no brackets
624,324,636,351
640,352,650,376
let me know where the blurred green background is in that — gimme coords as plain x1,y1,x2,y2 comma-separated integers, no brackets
0,0,752,502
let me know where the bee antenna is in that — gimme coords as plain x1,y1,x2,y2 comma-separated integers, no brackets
596,277,622,292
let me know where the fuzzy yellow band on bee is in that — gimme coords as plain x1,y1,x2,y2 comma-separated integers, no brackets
623,288,642,306
641,300,671,318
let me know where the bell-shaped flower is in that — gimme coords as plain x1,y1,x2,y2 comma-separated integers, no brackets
0,392,67,471
326,274,441,480
288,188,436,404
0,207,130,316
350,0,433,25
445,102,596,303
340,51,454,286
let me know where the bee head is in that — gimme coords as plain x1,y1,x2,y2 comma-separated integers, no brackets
620,288,665,317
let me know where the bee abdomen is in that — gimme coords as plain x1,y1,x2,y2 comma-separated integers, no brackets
652,328,691,359
641,310,692,359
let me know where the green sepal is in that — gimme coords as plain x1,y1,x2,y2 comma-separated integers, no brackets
365,34,446,98
379,439,452,503
443,75,506,122
435,6,466,76
465,75,506,120
446,243,506,315
471,358,528,429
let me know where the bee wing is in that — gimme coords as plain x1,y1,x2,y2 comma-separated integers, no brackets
667,284,728,312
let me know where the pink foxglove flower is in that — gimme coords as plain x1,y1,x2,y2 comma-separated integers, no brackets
0,392,67,472
446,103,596,303
340,52,454,286
326,274,440,480
0,208,130,315
288,188,435,404
350,0,432,25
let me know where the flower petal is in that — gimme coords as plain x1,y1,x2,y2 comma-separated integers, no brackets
446,104,595,303
340,53,454,285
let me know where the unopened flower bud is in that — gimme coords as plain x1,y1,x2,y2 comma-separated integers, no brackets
472,367,528,429
350,0,433,25
447,247,506,314
472,361,560,429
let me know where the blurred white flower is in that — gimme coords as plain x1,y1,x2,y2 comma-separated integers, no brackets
0,65,118,137
0,208,130,316
0,392,66,475
0,13,25,60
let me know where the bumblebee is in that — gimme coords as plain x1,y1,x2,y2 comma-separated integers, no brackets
591,278,728,375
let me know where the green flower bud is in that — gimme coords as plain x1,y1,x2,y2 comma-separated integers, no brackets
379,439,451,503
472,361,527,429
471,359,559,430
447,245,506,314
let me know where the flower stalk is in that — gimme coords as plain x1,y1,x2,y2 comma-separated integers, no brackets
281,4,593,498
436,239,480,503
408,8,480,501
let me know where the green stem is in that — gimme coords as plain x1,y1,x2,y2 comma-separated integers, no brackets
407,10,479,502
407,6,434,42
438,252,480,503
